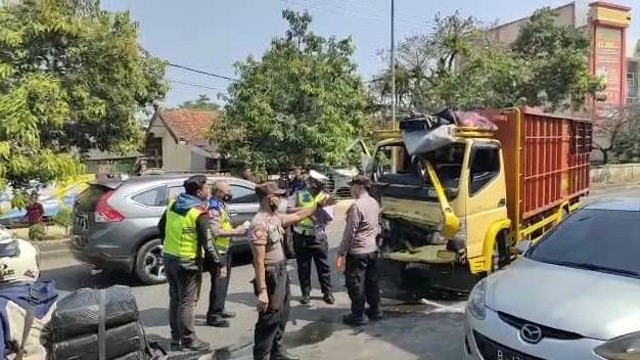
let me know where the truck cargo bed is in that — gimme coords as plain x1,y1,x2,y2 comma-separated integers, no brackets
483,107,591,224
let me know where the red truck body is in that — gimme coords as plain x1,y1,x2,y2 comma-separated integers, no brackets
485,107,592,226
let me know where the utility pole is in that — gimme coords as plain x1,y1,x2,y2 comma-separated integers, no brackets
390,0,398,173
390,0,396,130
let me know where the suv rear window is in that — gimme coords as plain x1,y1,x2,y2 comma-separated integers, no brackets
132,186,166,207
527,209,640,277
75,185,111,211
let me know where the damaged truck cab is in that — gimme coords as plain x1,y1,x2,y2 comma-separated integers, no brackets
371,107,592,291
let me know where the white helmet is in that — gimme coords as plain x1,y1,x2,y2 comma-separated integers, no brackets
308,169,329,182
0,234,40,284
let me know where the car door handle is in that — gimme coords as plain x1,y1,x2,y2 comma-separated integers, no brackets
229,212,238,217
498,198,506,207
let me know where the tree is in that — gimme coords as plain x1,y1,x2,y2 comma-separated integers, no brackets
371,8,603,116
0,0,167,204
512,8,604,111
178,94,220,111
594,104,640,164
212,10,372,171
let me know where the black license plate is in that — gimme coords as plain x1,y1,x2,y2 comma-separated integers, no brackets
474,331,543,360
74,214,89,230
494,346,536,360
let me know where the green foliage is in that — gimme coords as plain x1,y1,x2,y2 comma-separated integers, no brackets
178,94,220,111
0,0,167,192
28,223,46,241
371,8,603,115
53,207,72,230
212,10,373,171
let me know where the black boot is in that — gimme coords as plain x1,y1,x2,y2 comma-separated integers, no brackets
272,350,300,360
300,292,310,305
323,292,335,305
206,314,230,328
343,313,369,326
182,338,210,351
366,308,383,321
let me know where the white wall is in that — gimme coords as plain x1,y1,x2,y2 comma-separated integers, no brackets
161,133,192,171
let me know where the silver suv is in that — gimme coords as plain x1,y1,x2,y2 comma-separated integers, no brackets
70,174,260,285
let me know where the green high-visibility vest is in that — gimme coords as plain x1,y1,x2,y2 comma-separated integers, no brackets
293,190,325,234
214,206,233,253
163,201,205,261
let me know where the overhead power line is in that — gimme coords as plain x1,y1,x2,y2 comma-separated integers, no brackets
168,79,228,92
168,63,236,81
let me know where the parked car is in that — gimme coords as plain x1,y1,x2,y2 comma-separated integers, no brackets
464,199,640,360
71,174,264,285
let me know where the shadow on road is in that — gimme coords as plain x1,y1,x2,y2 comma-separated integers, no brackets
40,264,147,291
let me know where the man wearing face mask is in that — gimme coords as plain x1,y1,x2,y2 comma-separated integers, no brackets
205,180,250,328
287,170,334,305
158,175,221,351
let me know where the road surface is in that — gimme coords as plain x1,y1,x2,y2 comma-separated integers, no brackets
39,184,640,360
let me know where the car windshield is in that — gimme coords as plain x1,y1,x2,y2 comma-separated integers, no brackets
526,209,640,278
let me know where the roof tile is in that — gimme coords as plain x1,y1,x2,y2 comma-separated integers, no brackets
159,109,219,142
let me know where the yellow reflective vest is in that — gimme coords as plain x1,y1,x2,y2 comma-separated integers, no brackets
292,190,325,235
163,201,206,261
214,206,233,254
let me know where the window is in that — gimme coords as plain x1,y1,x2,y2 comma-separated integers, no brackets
132,186,167,207
468,144,500,195
229,185,258,204
526,209,640,278
627,72,637,87
167,186,184,203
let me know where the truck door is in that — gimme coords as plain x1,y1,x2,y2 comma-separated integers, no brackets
463,143,508,263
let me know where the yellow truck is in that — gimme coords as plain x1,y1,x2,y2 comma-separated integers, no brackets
368,108,592,291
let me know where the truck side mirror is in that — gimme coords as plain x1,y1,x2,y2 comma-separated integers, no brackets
516,240,532,255
362,156,374,175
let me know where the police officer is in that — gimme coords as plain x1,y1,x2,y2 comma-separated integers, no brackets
250,182,336,360
288,170,334,305
205,180,250,327
336,175,382,326
158,175,224,351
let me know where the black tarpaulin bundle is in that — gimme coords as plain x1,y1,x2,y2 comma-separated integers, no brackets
45,285,158,360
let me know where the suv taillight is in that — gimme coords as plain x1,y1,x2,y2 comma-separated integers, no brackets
95,191,124,222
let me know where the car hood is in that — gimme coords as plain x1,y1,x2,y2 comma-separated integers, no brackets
486,258,640,340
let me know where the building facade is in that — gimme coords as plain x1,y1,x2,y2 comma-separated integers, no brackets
487,1,634,113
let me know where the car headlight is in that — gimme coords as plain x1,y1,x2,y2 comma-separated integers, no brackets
467,278,487,320
594,331,640,359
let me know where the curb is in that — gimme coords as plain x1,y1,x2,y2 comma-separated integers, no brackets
32,239,70,253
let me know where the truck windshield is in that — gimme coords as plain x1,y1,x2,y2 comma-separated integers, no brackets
526,209,640,278
373,142,466,189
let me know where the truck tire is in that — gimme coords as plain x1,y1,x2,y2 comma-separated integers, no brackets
491,231,509,272
134,239,166,285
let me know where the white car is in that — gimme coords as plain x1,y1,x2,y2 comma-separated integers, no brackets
464,199,640,360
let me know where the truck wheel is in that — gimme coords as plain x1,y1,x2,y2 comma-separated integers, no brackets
134,239,167,285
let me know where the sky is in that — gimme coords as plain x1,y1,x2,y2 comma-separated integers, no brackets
101,0,639,107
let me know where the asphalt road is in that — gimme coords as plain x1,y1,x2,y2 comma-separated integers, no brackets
39,184,640,360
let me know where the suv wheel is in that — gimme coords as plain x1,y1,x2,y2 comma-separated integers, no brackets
135,239,166,285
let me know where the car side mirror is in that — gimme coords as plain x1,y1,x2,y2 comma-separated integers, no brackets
516,240,532,255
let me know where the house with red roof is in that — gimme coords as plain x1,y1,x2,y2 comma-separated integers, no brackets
144,108,223,172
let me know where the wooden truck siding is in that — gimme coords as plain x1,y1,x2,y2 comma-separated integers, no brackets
482,107,592,231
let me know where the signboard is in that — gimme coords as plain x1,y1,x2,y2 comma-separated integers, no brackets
594,26,623,109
